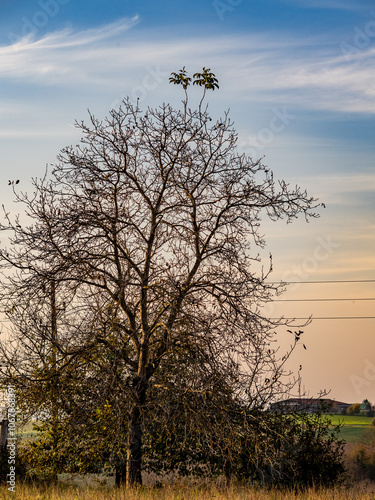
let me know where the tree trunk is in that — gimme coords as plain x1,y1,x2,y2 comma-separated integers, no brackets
224,459,232,488
115,462,126,487
0,420,8,449
126,376,147,488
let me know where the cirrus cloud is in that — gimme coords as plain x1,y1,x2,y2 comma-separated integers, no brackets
0,19,374,116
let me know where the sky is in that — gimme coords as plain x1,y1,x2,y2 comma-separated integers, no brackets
0,0,374,405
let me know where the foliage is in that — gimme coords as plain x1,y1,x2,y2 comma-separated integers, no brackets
347,404,361,415
349,426,375,481
235,411,345,489
362,399,374,417
145,405,346,489
18,420,107,481
19,402,346,489
353,445,375,481
169,66,219,92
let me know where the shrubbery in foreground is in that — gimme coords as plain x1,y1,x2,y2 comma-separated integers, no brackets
8,408,345,490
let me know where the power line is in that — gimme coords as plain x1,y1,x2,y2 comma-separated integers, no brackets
274,298,375,302
268,280,375,284
273,317,375,320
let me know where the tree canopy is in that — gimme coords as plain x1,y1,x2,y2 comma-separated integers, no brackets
0,68,325,487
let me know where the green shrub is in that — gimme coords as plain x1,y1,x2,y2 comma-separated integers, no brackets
236,411,345,489
18,420,108,482
18,406,346,490
352,444,375,480
347,404,361,415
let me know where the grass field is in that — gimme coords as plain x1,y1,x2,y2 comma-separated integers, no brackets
1,483,375,500
327,415,373,427
326,414,374,444
336,426,372,443
15,421,37,439
17,415,374,438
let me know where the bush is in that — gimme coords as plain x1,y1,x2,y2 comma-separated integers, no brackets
18,406,346,489
351,445,375,481
18,420,109,482
348,427,375,482
236,411,345,489
347,404,361,415
284,413,345,488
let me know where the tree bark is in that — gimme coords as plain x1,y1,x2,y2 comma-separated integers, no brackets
126,376,147,487
224,459,232,488
115,463,126,487
0,420,8,449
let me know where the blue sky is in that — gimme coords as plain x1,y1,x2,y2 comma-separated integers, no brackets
1,0,375,403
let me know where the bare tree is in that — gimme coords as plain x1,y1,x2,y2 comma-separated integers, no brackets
0,69,321,486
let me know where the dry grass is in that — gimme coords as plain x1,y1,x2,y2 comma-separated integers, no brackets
1,482,375,500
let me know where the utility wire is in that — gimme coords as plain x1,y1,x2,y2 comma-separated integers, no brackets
273,316,375,320
274,298,375,302
268,280,375,284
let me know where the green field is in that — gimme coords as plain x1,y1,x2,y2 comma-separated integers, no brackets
15,421,38,439
16,415,375,443
327,415,373,426
326,414,374,443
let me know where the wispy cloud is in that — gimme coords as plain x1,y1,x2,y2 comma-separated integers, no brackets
10,15,140,49
0,16,139,83
0,19,374,115
215,37,375,113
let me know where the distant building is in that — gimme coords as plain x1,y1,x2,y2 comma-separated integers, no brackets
269,398,350,414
